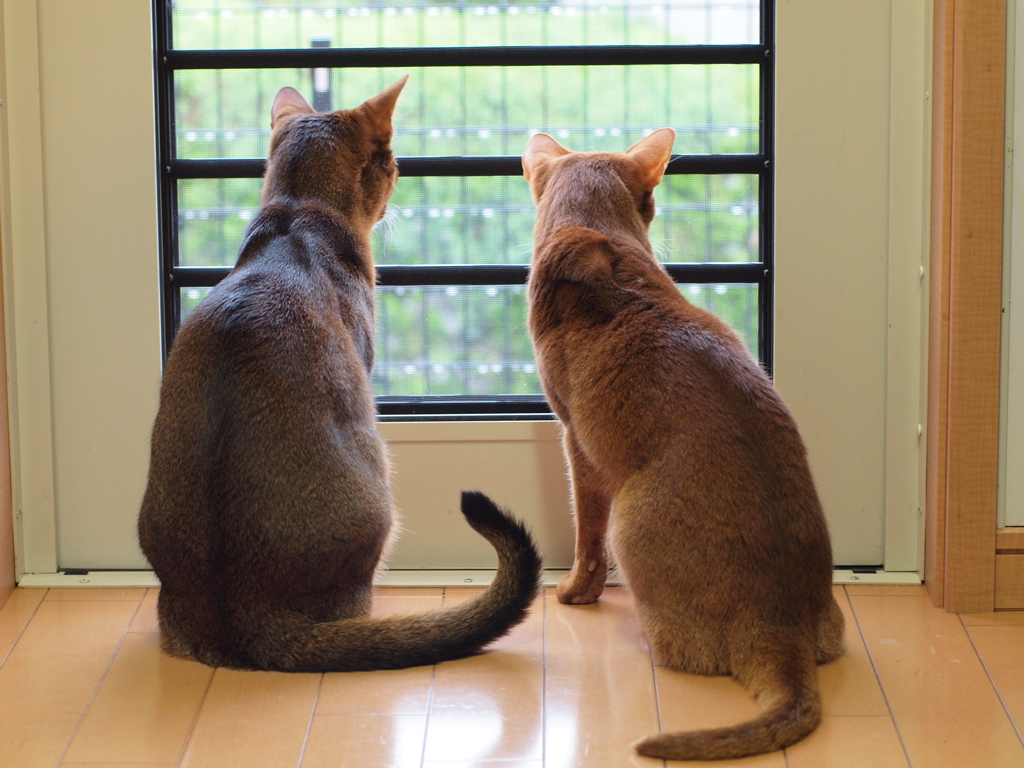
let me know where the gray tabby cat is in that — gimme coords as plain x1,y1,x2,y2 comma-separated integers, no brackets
139,79,541,672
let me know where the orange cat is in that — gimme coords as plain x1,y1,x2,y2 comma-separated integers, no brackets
523,130,844,761
138,79,541,672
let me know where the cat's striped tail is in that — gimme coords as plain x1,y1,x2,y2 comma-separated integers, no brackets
632,642,822,761
243,491,542,673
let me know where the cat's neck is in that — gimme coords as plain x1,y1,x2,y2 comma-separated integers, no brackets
237,199,376,283
262,186,375,231
534,207,653,256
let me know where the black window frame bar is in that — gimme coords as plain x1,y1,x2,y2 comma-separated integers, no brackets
153,0,775,421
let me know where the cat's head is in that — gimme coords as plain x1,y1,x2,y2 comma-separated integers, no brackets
522,129,676,234
262,77,408,226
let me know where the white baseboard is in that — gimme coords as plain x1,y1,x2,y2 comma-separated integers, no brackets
17,568,921,589
831,569,921,585
376,569,575,587
18,571,161,588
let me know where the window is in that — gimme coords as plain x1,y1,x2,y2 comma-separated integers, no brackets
155,0,773,419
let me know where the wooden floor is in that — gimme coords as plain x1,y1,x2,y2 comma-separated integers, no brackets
0,584,1022,767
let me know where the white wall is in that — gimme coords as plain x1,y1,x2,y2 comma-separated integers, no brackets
1,1,163,572
775,0,931,568
0,0,928,574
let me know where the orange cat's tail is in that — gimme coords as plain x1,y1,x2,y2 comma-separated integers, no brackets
632,644,822,761
242,491,542,672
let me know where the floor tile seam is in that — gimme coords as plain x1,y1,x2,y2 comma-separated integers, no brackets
420,762,543,766
843,594,931,600
843,587,914,768
960,615,1024,751
783,696,792,767
307,712,430,718
649,646,663,732
0,588,48,669
127,587,157,634
647,642,668,768
962,616,1024,627
56,591,146,767
374,595,444,598
815,716,921,720
173,665,217,768
45,597,148,602
372,598,444,606
295,671,326,768
420,665,437,768
541,591,547,768
419,591,441,768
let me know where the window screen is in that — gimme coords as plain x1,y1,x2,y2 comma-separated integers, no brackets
155,0,773,420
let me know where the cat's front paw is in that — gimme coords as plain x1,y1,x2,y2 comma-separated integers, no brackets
556,559,608,605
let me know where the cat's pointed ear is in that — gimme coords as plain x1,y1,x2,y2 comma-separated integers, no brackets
359,75,409,133
626,128,676,190
522,133,571,182
271,87,315,129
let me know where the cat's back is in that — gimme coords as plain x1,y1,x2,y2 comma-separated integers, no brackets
557,263,832,578
140,206,385,569
533,238,812,504
536,236,779,428
173,207,373,387
149,203,380,482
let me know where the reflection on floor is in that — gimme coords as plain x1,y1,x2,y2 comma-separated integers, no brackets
0,584,1022,767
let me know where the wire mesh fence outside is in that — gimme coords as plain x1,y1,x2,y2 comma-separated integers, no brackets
181,282,759,396
166,0,767,401
170,0,760,49
174,65,758,160
178,174,758,268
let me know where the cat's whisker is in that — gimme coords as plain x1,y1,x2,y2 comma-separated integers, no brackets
512,242,535,260
376,205,400,239
648,237,673,263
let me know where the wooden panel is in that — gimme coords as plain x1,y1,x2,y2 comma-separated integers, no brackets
927,0,1007,613
786,716,909,768
0,600,139,767
301,715,426,768
316,596,440,716
851,593,1024,765
62,632,213,765
996,528,1024,552
543,588,661,766
0,588,44,666
927,0,954,608
994,554,1024,609
0,128,13,608
818,587,890,717
965,623,1024,737
942,0,1006,613
424,590,543,763
0,364,10,605
177,668,321,768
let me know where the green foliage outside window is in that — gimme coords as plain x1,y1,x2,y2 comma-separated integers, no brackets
170,1,763,397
